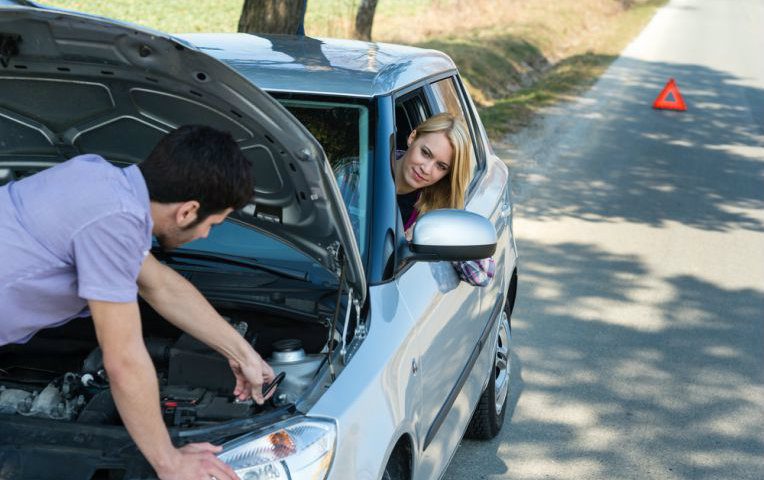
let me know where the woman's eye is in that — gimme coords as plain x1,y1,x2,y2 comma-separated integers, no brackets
437,163,448,171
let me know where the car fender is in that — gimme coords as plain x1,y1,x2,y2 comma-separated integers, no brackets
308,281,421,479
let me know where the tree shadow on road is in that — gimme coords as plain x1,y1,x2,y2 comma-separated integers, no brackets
445,56,763,479
444,238,763,479
506,57,764,233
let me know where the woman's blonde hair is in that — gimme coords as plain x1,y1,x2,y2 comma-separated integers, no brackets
411,112,472,215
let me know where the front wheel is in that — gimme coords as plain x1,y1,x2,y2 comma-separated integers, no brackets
381,452,408,480
464,308,511,440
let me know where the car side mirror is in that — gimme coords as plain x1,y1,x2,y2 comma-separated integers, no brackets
398,209,497,267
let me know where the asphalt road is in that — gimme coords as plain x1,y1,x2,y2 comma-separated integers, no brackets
443,0,764,479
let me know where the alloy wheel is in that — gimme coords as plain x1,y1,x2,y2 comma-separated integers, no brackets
494,311,511,416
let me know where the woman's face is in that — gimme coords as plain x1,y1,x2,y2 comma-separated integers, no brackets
398,130,453,193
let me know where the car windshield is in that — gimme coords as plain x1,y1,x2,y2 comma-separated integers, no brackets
176,97,372,283
279,98,372,256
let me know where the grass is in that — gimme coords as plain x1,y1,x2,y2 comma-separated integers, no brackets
478,53,619,136
399,0,668,137
39,0,244,33
40,0,667,139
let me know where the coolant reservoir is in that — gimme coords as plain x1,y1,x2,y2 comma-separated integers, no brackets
268,339,324,404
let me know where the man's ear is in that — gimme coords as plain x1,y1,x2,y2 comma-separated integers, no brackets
175,200,200,228
407,129,417,147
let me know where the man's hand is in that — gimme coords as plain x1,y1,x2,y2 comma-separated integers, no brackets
155,443,239,480
90,300,239,480
229,352,276,404
139,254,278,405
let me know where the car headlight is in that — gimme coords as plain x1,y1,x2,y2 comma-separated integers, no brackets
218,418,336,480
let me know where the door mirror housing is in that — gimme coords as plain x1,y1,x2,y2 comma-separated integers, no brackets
398,209,496,267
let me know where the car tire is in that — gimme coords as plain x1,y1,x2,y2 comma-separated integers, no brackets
464,305,511,440
382,451,408,480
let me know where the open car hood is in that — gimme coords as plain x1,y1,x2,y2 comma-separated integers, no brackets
0,6,366,302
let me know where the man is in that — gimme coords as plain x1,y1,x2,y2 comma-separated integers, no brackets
0,125,271,480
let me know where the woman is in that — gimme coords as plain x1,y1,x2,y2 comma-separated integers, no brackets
393,112,494,286
393,112,472,238
336,112,494,286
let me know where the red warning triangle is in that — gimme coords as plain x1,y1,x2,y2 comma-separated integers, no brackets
653,78,687,111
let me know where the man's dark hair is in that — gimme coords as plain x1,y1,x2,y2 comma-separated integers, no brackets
139,125,253,224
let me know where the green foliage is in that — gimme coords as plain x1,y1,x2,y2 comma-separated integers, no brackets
418,36,547,103
477,53,616,137
40,0,667,139
41,0,243,33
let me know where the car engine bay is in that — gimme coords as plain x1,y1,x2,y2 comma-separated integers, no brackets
0,302,332,429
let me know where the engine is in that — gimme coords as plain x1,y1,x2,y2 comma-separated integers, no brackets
0,312,329,427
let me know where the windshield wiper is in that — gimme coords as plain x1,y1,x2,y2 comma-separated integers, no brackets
153,248,309,282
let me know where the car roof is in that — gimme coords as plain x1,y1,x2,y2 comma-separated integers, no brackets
176,33,457,98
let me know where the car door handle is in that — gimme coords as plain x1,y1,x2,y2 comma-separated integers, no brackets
501,203,511,218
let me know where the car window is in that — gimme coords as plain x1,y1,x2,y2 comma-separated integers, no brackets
429,76,483,185
180,98,372,279
394,89,431,151
278,99,372,261
454,74,492,178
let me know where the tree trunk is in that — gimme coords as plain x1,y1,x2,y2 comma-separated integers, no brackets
353,0,379,41
238,0,307,35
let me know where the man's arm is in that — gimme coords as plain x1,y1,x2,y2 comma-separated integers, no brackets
137,253,274,403
89,300,238,480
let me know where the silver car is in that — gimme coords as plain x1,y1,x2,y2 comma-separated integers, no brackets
0,5,518,479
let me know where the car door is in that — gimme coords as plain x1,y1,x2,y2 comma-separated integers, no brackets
453,75,512,323
391,82,486,479
415,74,510,479
429,74,509,329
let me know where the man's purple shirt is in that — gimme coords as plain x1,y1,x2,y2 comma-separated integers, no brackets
0,154,153,345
